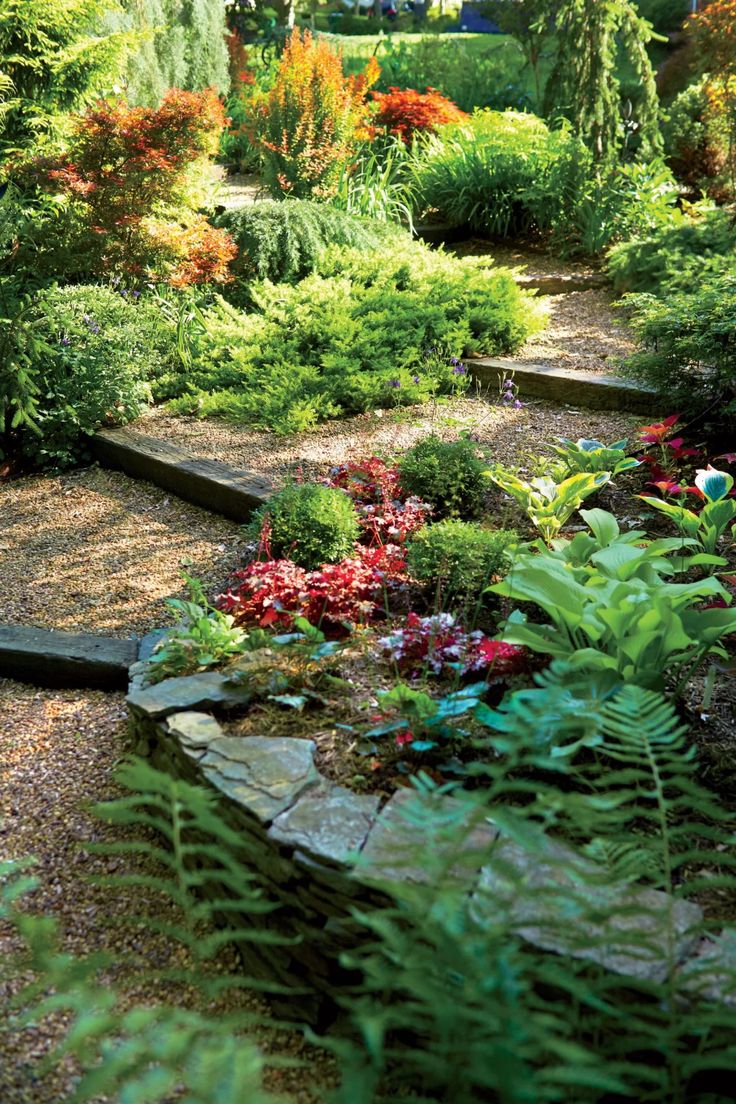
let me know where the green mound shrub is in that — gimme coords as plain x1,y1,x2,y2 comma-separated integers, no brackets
409,110,588,239
159,240,540,433
249,483,360,569
622,274,736,409
7,285,175,467
407,520,517,603
607,204,736,293
398,437,489,519
214,200,404,296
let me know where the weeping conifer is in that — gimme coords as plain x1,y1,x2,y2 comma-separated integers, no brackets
544,0,662,163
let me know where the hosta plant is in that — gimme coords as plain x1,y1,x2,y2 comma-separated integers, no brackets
550,436,640,477
147,576,248,683
490,468,611,542
639,466,736,556
537,508,725,581
491,553,736,693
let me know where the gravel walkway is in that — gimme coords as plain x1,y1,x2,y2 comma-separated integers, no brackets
138,396,643,487
0,466,242,636
453,239,634,373
0,682,338,1103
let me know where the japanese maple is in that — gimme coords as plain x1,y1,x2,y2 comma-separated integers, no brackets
371,86,468,144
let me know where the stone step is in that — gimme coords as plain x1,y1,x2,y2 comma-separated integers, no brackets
91,427,274,523
0,625,137,689
469,356,659,414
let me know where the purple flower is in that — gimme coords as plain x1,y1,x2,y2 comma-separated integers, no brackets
503,378,515,391
89,323,101,334
513,399,526,408
60,336,71,347
452,364,467,376
387,378,401,389
132,290,141,299
412,375,420,384
119,289,128,298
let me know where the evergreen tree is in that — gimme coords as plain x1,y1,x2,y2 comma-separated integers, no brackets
544,0,662,162
122,0,228,106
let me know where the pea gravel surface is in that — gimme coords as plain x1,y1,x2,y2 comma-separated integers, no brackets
0,681,339,1103
0,466,243,636
137,396,643,486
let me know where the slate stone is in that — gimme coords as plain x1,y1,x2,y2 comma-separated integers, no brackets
472,837,703,983
165,711,224,758
269,783,380,865
0,624,137,689
677,931,736,1007
199,736,320,823
127,671,252,719
358,789,497,886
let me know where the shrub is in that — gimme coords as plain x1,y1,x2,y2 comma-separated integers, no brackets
622,274,736,411
249,483,360,569
607,203,736,293
406,520,517,604
398,437,489,519
16,89,234,285
214,200,403,295
252,29,378,200
662,79,726,198
569,158,679,255
371,87,468,144
409,110,589,239
162,240,539,433
10,284,176,467
0,0,131,154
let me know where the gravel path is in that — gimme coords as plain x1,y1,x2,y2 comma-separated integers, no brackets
453,239,634,373
0,466,243,636
0,682,338,1103
138,396,643,487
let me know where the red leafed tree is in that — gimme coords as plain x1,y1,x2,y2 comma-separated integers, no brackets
21,88,236,285
371,87,468,144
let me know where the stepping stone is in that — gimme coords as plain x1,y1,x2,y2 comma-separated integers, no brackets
0,625,137,689
91,427,275,522
469,356,659,414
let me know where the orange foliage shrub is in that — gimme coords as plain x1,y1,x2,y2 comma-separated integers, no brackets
253,29,379,199
21,88,235,285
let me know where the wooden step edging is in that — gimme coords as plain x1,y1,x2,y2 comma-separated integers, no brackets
469,357,660,415
0,625,138,689
91,428,275,522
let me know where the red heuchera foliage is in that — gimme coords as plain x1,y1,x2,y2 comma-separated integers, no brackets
379,612,527,677
371,86,468,144
219,544,408,635
254,29,379,199
24,89,234,285
325,457,432,545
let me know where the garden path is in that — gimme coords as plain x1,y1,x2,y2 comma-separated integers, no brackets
0,400,642,1100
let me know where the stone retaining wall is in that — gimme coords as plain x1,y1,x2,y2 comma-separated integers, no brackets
127,665,712,1023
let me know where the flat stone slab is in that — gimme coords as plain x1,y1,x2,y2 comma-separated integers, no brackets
469,357,659,414
91,427,275,522
473,837,703,983
359,789,497,885
0,624,137,689
199,735,320,823
127,670,253,719
270,783,381,865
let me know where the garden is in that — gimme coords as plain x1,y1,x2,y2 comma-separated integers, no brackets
2,0,736,1101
